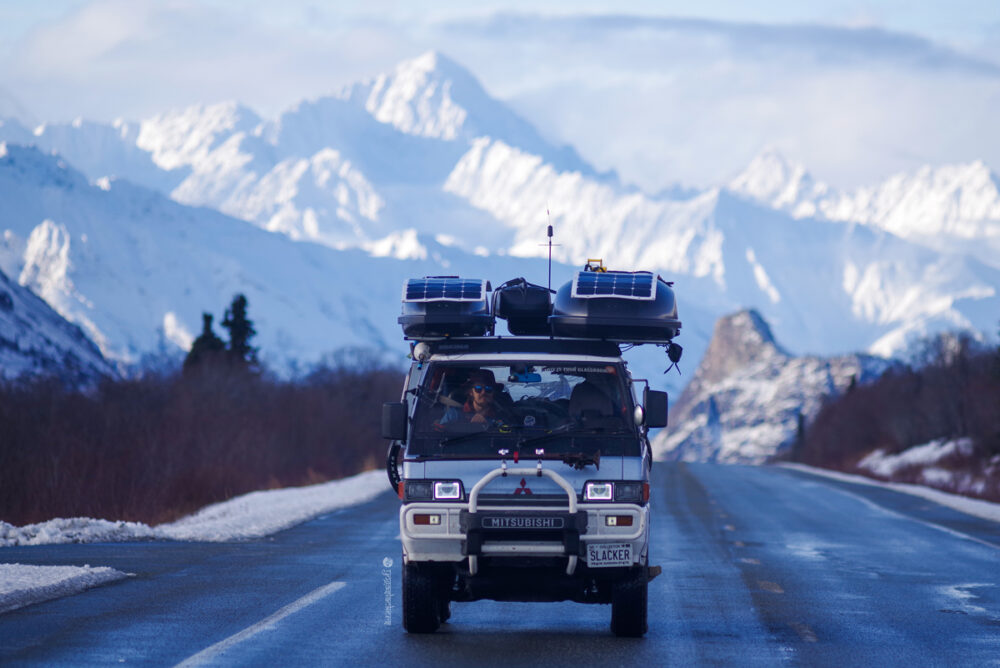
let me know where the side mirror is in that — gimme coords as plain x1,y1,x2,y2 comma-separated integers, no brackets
643,389,668,428
382,401,408,440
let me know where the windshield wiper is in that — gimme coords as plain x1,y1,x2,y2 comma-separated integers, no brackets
517,424,626,450
516,423,576,449
437,428,496,448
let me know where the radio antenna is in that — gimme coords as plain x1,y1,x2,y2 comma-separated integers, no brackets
547,216,553,293
539,209,560,292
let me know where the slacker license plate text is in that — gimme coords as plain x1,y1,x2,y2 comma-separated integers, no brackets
586,542,632,567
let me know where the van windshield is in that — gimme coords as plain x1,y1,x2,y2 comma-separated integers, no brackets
407,361,638,458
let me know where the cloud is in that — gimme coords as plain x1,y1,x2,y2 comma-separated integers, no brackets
429,12,1000,190
442,13,1000,77
2,4,998,194
1,0,419,121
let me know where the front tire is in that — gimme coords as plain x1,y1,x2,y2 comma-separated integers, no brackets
402,563,441,633
610,567,648,637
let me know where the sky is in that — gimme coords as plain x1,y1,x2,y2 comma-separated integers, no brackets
1,0,999,191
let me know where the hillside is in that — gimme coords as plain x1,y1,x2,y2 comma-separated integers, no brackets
655,310,891,463
0,264,112,384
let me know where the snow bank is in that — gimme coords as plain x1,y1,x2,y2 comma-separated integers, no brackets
779,462,1000,523
0,469,389,548
158,469,388,541
0,563,129,614
858,438,974,477
0,469,390,616
0,517,158,547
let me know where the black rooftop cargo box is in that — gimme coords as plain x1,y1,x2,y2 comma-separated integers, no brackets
398,277,493,338
549,270,681,342
493,278,552,336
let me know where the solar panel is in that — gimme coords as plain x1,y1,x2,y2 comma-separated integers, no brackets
571,271,657,300
403,277,486,302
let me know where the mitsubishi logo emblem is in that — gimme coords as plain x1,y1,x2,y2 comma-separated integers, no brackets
513,477,533,495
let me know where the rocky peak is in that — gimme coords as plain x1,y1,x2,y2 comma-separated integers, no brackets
728,146,831,217
654,309,891,464
697,309,787,385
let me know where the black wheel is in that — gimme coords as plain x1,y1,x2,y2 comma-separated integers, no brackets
610,568,648,637
402,563,441,633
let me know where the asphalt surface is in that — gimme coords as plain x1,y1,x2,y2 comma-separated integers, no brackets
1,463,998,666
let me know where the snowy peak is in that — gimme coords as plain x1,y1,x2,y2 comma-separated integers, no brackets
346,51,598,176
827,160,1000,238
24,117,183,193
727,147,829,217
137,101,264,171
356,51,473,142
696,309,788,385
731,148,1000,254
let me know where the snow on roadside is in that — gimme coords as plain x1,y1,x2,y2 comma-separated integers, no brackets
0,564,129,614
858,438,973,478
0,518,158,547
0,469,389,547
0,469,390,615
779,462,1000,523
158,469,388,541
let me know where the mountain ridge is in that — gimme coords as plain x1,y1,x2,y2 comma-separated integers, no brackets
0,262,113,384
0,52,998,390
728,147,1000,269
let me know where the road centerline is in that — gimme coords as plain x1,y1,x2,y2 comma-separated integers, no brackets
175,581,347,667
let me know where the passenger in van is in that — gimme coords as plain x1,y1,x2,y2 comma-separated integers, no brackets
439,369,511,426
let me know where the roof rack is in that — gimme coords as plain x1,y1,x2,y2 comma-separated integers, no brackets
397,268,682,345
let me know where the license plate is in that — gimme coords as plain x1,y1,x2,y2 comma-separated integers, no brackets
586,543,632,567
481,516,565,529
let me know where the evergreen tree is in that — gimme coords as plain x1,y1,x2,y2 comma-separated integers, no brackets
183,313,225,370
792,410,806,461
221,293,258,366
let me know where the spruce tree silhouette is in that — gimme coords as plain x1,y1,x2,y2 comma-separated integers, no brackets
221,294,258,367
183,313,225,370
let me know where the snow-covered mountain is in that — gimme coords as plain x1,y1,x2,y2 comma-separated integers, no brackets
0,140,571,371
0,262,113,384
654,310,891,463
0,53,594,260
446,137,1000,358
729,147,1000,268
340,52,600,177
1,50,998,396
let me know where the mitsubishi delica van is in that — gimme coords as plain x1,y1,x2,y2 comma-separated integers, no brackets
383,267,682,637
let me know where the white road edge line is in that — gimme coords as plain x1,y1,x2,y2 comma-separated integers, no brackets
175,581,347,667
777,463,1000,523
823,485,1000,552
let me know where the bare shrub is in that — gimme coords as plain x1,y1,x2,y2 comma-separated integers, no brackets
795,333,1000,502
0,352,403,525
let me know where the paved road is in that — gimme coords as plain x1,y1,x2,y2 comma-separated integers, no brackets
1,463,998,666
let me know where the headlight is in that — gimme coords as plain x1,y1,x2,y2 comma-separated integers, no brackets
404,481,433,500
433,481,462,500
404,480,463,501
585,482,614,501
615,482,643,502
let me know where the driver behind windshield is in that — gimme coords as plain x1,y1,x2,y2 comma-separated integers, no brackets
439,369,511,426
